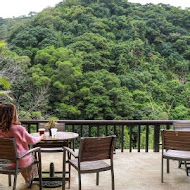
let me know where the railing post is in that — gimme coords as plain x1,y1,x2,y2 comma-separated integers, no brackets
129,126,132,152
37,123,39,132
105,125,108,136
89,125,91,137
154,124,160,152
114,125,116,136
97,125,100,137
72,125,75,151
138,125,140,152
145,125,149,152
121,125,124,152
80,125,83,137
166,124,170,130
28,124,31,133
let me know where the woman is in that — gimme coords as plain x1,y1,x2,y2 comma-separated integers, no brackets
0,102,44,186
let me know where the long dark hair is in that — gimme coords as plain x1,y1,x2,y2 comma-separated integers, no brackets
0,103,20,132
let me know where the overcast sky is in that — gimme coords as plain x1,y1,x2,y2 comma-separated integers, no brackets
0,0,62,18
0,0,190,18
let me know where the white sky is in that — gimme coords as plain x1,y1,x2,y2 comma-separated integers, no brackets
0,0,190,19
0,0,62,18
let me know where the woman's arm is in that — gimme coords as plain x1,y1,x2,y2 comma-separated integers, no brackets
16,125,45,145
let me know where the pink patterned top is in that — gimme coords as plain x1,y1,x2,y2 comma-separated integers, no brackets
0,124,41,168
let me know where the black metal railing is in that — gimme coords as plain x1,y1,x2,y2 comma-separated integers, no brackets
20,120,174,152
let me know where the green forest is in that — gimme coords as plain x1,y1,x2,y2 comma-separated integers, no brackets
1,0,190,121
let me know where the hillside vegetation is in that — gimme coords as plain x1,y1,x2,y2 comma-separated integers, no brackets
1,0,190,120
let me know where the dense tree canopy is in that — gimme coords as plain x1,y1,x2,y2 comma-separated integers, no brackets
0,0,190,121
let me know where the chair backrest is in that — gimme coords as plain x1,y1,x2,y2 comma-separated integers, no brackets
173,120,190,131
78,135,116,162
0,138,17,162
161,130,190,151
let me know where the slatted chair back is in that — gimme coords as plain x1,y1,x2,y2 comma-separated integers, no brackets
162,130,190,151
173,120,190,131
0,138,17,163
79,135,116,162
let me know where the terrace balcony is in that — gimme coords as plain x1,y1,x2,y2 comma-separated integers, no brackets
1,151,190,190
0,120,190,189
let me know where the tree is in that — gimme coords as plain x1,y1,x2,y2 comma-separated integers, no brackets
1,0,190,122
0,41,50,119
0,77,12,101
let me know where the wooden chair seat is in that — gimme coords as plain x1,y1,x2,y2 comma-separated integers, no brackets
164,150,190,160
0,159,39,173
69,160,111,173
0,159,12,170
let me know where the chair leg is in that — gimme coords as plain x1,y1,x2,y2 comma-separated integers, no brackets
178,161,182,168
166,159,169,173
36,151,42,190
96,172,99,185
161,157,164,183
78,171,81,190
184,162,189,176
62,150,66,190
13,174,17,190
62,167,66,190
39,167,42,190
68,163,71,188
68,151,71,189
111,168,115,190
8,174,11,186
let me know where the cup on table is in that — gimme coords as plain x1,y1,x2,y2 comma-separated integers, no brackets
38,128,45,136
51,128,58,139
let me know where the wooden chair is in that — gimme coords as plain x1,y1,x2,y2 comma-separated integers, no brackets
173,120,190,175
62,135,116,190
0,138,42,190
161,130,190,182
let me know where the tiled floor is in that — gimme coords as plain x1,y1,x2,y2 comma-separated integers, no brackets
0,150,190,190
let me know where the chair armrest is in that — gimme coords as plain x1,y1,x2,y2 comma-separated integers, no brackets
63,147,78,158
18,147,41,159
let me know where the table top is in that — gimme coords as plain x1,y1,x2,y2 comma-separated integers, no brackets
32,131,79,141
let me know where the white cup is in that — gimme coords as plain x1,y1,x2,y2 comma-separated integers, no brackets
50,128,58,139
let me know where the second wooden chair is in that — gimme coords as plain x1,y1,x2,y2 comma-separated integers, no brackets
62,135,116,190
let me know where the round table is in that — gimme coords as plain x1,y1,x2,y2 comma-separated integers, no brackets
31,131,79,188
32,131,79,141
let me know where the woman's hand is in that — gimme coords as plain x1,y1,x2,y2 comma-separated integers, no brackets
40,134,45,140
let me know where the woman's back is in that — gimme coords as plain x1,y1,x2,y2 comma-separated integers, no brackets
0,124,41,168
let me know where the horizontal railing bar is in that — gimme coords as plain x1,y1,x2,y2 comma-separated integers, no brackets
20,120,174,125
